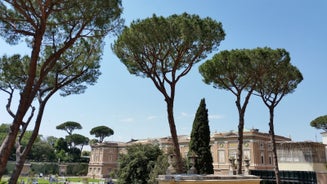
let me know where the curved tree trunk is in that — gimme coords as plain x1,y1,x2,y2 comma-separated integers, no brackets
0,122,21,177
269,107,280,184
235,89,253,175
166,98,183,173
9,98,47,183
0,94,36,178
0,26,45,179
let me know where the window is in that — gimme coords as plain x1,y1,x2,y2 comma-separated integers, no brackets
261,152,265,164
229,149,237,159
304,151,312,162
260,142,265,150
218,150,225,163
243,150,250,160
268,153,272,165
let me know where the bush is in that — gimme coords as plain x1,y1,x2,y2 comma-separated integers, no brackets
5,162,89,176
31,162,58,175
67,163,88,176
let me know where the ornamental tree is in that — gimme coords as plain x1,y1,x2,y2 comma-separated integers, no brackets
199,49,256,174
0,0,123,181
117,144,162,184
112,13,225,173
90,125,114,143
189,98,213,174
66,133,89,151
253,47,303,184
310,115,327,132
1,35,105,182
56,121,83,135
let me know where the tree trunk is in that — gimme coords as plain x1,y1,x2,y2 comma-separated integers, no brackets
235,94,245,175
0,123,20,177
0,28,45,179
166,98,184,173
9,100,47,183
235,89,253,175
236,111,244,174
269,107,280,184
0,97,33,178
0,91,37,178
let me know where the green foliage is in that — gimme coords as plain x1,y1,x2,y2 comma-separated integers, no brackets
0,124,9,142
117,144,163,184
113,13,225,79
28,140,56,162
189,98,213,174
199,49,256,174
0,0,123,45
0,1,123,180
199,49,254,91
90,126,114,143
4,161,15,175
252,47,303,102
81,150,90,157
56,121,82,135
66,133,89,149
54,138,69,152
0,54,30,91
310,115,327,132
148,154,169,184
30,163,58,175
67,163,89,176
67,147,82,162
113,12,225,173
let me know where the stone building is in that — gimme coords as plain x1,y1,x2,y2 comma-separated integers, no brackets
87,142,119,178
210,128,292,174
277,141,326,171
87,129,327,178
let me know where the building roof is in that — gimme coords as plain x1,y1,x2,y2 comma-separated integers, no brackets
212,128,291,142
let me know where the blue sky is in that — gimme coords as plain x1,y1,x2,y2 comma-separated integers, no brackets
0,0,326,143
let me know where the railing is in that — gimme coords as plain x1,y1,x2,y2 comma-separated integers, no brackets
250,170,317,184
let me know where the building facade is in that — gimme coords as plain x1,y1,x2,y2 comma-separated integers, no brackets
277,141,326,171
87,129,327,178
87,142,119,178
210,129,292,174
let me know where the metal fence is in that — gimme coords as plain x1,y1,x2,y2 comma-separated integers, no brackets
250,170,317,184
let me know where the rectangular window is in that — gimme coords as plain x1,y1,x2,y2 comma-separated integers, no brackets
260,142,265,150
218,150,225,163
243,150,251,160
228,149,237,159
261,152,265,164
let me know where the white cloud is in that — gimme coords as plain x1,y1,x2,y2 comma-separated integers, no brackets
179,112,223,120
120,117,134,123
181,112,189,117
147,115,157,120
209,114,224,120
